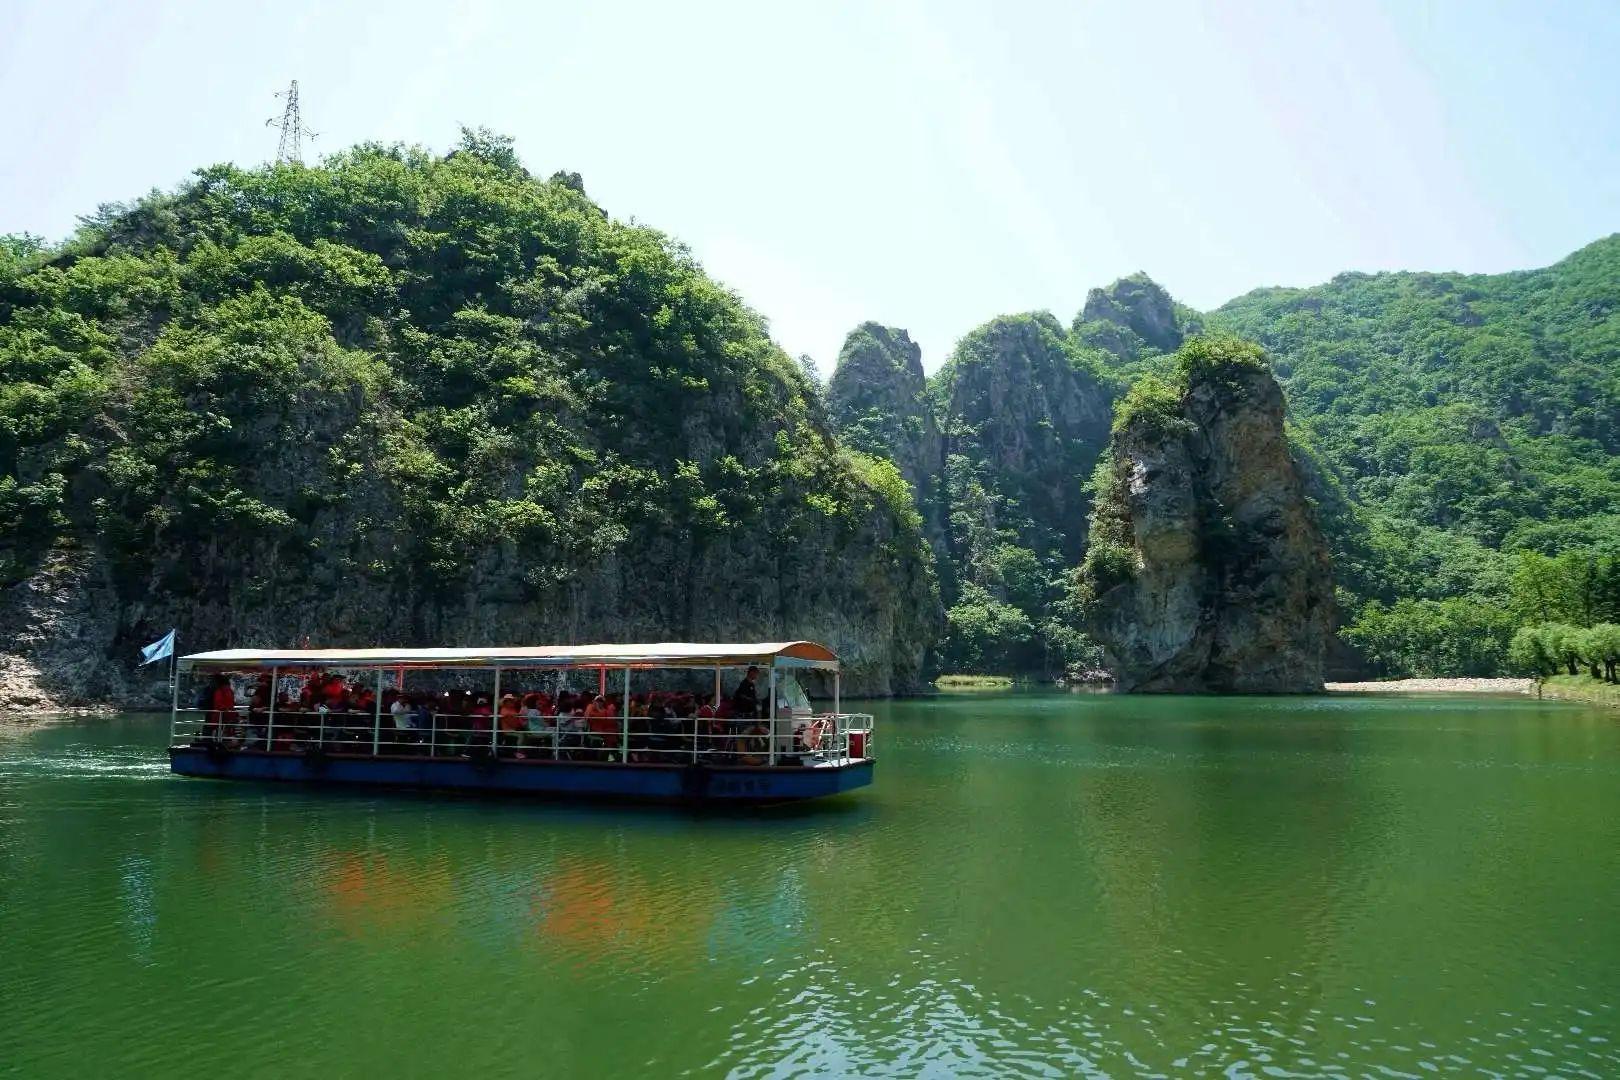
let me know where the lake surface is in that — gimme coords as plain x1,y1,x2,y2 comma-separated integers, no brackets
4,692,1620,1077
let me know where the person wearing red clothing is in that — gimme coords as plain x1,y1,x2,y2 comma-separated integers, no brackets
583,694,621,761
469,696,494,733
205,674,237,742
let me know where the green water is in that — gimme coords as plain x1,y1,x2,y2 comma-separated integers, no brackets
4,692,1620,1077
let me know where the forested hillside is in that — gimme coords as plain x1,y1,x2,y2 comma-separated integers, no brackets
831,239,1620,680
829,281,1171,679
1212,236,1620,675
5,127,1614,699
0,131,939,708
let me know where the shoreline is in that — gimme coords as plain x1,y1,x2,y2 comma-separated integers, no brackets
1325,677,1536,695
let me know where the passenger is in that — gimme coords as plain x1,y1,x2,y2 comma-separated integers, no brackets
650,697,686,761
584,694,616,730
636,698,663,762
272,720,297,753
205,673,236,744
516,693,547,756
520,692,544,726
388,692,413,752
629,695,655,762
433,692,456,752
411,696,433,751
731,666,761,719
470,695,494,734
736,717,769,766
584,694,620,762
555,701,585,759
497,693,524,756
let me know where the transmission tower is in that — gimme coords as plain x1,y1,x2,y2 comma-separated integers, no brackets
266,80,316,164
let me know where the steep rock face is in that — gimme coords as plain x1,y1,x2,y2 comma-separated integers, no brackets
1077,273,1186,359
0,143,940,711
933,313,1114,564
826,323,944,543
1081,339,1333,692
1082,273,1183,351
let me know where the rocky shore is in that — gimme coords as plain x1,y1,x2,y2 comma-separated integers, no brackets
1325,678,1536,695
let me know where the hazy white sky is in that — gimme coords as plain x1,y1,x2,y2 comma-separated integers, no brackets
3,1,1617,373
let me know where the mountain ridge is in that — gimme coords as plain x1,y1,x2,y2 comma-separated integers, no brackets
829,233,1620,679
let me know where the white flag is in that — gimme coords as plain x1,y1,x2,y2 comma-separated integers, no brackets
139,629,176,666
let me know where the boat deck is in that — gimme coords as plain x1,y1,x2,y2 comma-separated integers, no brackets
170,744,875,802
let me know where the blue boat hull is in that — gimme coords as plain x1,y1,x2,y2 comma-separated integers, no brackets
168,748,873,803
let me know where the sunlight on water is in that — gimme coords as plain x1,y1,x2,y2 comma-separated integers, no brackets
2,695,1620,1077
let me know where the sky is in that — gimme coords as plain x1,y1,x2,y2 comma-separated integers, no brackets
3,0,1618,374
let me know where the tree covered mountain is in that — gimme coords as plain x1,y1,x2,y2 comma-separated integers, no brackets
4,126,1613,698
0,131,939,708
1210,236,1620,674
829,237,1620,679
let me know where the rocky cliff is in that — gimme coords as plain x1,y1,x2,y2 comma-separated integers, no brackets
934,313,1115,565
1072,273,1203,367
0,136,940,711
825,323,944,546
1078,337,1333,692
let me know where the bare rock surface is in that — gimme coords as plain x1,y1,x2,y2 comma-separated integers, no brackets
1080,340,1334,692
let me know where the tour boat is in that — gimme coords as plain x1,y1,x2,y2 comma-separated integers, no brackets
167,642,873,803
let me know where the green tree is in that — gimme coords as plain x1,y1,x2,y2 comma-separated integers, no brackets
1341,598,1516,677
1507,625,1558,678
941,582,1034,673
1576,623,1620,682
1539,623,1585,677
0,135,941,674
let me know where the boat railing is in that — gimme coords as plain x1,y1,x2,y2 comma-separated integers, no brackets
169,707,875,767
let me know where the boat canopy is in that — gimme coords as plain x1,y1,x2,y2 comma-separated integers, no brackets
177,641,840,673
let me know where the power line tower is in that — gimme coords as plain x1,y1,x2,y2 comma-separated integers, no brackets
266,80,316,164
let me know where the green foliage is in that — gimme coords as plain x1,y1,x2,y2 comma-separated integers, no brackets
1207,238,1620,678
1508,550,1620,625
1111,373,1187,438
1510,621,1620,681
1577,623,1620,681
1508,625,1557,677
0,137,934,634
941,582,1034,674
1341,598,1517,677
926,312,1116,674
1173,333,1268,385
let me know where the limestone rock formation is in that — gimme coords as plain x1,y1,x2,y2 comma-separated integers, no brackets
934,312,1114,564
0,146,941,712
826,323,944,538
1079,337,1333,692
1081,273,1185,352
